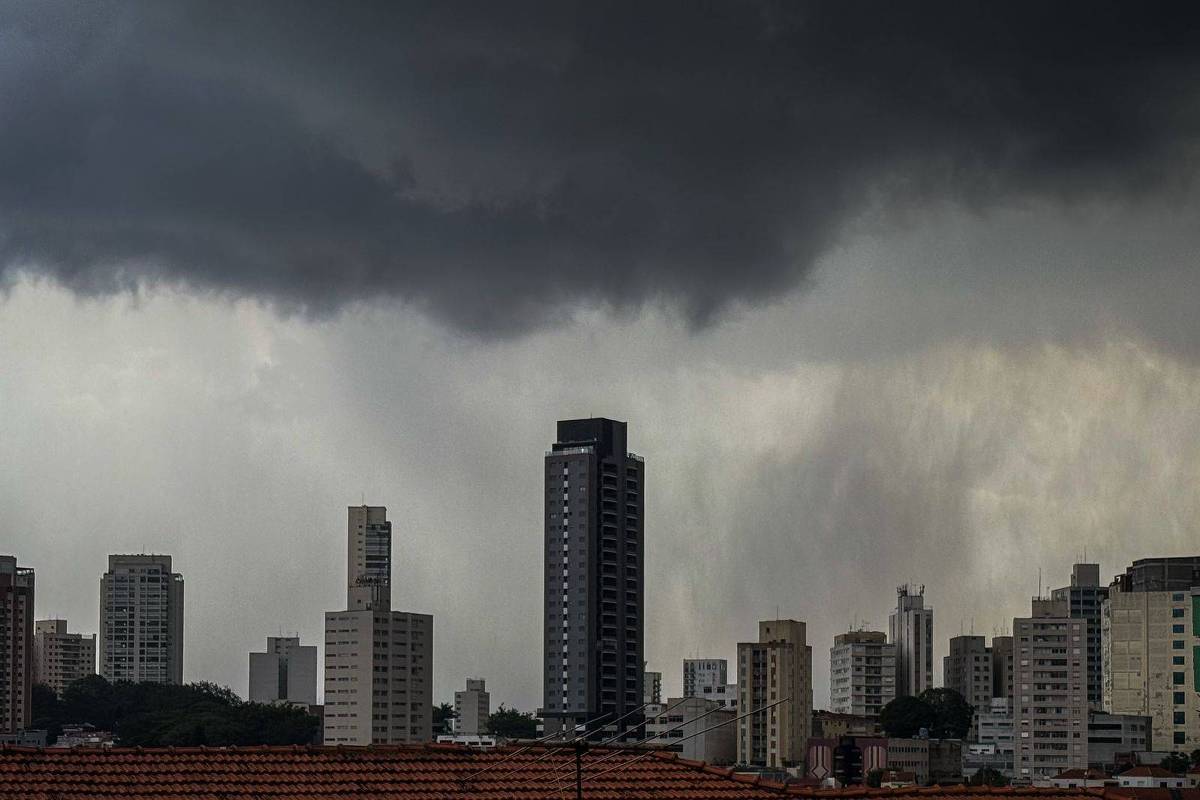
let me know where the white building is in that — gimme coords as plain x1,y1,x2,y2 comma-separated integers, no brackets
454,678,490,736
324,505,433,745
646,696,736,765
683,659,727,697
99,555,184,684
890,585,933,697
249,636,317,706
33,620,96,696
1117,766,1195,788
1013,598,1088,781
830,630,896,716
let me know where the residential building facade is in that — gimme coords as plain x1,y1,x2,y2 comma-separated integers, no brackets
943,634,992,736
324,505,433,745
99,555,184,684
0,557,34,733
683,658,727,697
1012,598,1088,781
992,636,1014,699
249,636,317,706
33,619,96,696
1102,580,1199,750
645,696,736,765
1051,563,1108,709
540,418,644,738
1087,711,1151,772
454,678,490,736
643,670,662,705
736,619,812,768
830,630,896,717
890,585,933,697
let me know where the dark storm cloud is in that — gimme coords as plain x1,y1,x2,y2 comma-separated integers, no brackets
2,2,1198,334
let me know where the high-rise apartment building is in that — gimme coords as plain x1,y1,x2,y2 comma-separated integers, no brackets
1051,563,1108,709
454,678,490,736
1102,576,1200,750
99,555,184,684
643,670,662,705
992,636,1014,699
1012,598,1088,781
944,635,992,736
736,619,813,768
0,557,34,733
890,585,933,697
540,419,644,738
683,659,728,697
324,505,433,745
33,620,96,696
1115,557,1200,593
249,636,317,706
830,631,896,717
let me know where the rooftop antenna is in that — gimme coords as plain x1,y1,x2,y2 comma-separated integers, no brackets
1038,567,1043,599
970,616,975,635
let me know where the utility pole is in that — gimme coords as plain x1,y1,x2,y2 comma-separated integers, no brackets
574,740,588,800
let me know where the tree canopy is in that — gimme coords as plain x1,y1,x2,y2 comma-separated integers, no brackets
485,704,538,739
32,676,319,746
879,688,973,740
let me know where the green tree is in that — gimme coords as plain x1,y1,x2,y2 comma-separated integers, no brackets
485,704,538,739
1162,752,1191,774
35,675,318,746
918,688,974,739
969,767,1011,787
879,695,937,738
432,702,457,736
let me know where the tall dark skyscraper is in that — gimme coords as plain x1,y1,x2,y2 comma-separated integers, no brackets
1050,563,1108,709
541,418,644,737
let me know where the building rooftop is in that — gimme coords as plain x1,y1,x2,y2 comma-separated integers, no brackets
1,743,1197,799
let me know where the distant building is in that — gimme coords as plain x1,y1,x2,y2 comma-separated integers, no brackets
1044,768,1114,789
1051,563,1108,709
645,696,735,765
99,555,184,684
1116,766,1195,788
812,710,882,739
886,738,930,785
1086,711,1150,772
249,636,317,706
454,678,490,736
991,636,1014,699
830,630,895,716
1013,598,1088,781
683,659,727,697
1102,578,1199,750
890,586,933,697
943,635,991,737
805,736,887,784
1114,557,1200,593
33,619,96,697
0,557,34,733
736,619,812,768
540,419,644,739
324,505,433,745
643,670,662,705
969,698,1014,778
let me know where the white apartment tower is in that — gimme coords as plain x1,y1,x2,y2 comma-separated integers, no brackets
33,620,96,696
99,555,184,684
1013,598,1088,781
830,630,896,716
249,636,317,706
890,585,933,697
324,505,433,745
0,557,34,733
454,678,490,736
736,619,813,768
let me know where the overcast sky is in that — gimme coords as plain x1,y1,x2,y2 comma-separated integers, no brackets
3,2,1200,710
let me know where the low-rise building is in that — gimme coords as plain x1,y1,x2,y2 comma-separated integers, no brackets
887,738,930,785
1087,712,1151,772
812,711,882,739
1044,768,1114,788
645,696,735,765
1117,766,1195,788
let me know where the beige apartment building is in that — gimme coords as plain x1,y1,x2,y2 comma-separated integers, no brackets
0,557,34,733
454,678,490,736
324,506,433,745
33,620,96,696
1103,584,1199,749
736,619,812,768
1012,598,1088,782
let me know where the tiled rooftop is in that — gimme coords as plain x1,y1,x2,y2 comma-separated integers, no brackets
0,744,1196,800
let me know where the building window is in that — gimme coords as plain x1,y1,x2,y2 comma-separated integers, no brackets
1173,673,1185,685
1172,608,1185,618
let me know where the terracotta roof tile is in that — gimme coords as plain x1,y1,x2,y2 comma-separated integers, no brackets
2,745,1198,800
